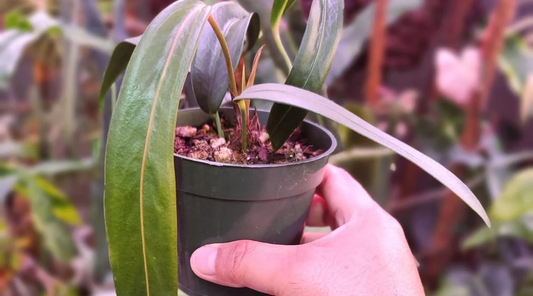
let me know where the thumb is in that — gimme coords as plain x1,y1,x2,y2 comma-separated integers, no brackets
191,240,299,295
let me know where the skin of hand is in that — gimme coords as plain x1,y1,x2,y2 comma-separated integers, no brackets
190,164,424,296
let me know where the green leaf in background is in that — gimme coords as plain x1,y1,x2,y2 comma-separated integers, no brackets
267,0,343,150
19,176,77,263
0,11,75,89
4,11,33,31
237,0,291,74
499,35,533,95
236,83,490,226
13,177,81,225
490,168,533,222
191,2,259,114
498,35,533,122
98,36,141,107
325,0,422,85
270,0,296,68
0,11,113,91
104,0,210,295
35,177,82,225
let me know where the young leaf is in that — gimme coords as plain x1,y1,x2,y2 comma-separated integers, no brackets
246,45,265,89
270,0,297,68
236,83,490,226
271,0,297,30
104,1,210,295
98,36,140,106
237,0,291,74
191,2,259,114
267,0,344,150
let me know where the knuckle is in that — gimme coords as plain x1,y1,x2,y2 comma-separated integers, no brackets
378,211,404,235
217,240,255,281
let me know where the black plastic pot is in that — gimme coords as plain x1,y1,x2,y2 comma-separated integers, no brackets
175,108,337,296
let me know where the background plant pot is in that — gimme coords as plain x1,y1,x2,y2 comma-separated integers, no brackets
175,108,337,296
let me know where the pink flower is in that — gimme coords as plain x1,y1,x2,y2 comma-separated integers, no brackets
435,47,481,107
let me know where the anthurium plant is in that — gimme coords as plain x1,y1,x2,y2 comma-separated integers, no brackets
101,0,490,295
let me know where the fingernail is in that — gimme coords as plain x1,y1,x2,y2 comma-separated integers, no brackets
191,245,218,276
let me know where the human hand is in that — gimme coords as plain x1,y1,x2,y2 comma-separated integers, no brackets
190,164,424,295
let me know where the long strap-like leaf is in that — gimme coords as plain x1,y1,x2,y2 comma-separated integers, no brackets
266,0,343,150
236,83,490,226
104,1,210,295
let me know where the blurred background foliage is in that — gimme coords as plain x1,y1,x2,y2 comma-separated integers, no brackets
1,0,533,295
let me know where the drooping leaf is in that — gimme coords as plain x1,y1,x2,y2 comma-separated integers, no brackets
236,84,490,226
62,24,116,54
104,1,210,295
191,2,259,114
35,177,82,225
12,175,82,225
0,32,39,89
98,36,141,107
267,0,343,150
326,0,423,85
0,11,111,90
0,11,64,89
18,176,77,262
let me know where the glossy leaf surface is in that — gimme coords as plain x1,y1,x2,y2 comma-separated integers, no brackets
267,0,343,150
104,1,210,295
236,83,490,226
191,2,259,113
98,36,140,106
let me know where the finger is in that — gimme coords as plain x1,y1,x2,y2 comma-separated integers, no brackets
301,231,328,244
317,164,377,225
191,240,299,295
306,195,330,227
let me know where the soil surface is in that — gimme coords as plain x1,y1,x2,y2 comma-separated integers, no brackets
174,111,323,164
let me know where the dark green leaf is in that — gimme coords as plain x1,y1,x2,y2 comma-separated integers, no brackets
236,84,490,226
98,36,140,107
326,0,422,84
267,0,343,150
104,1,210,295
191,2,258,113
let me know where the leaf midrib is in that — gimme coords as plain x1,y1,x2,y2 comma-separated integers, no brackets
138,5,202,295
